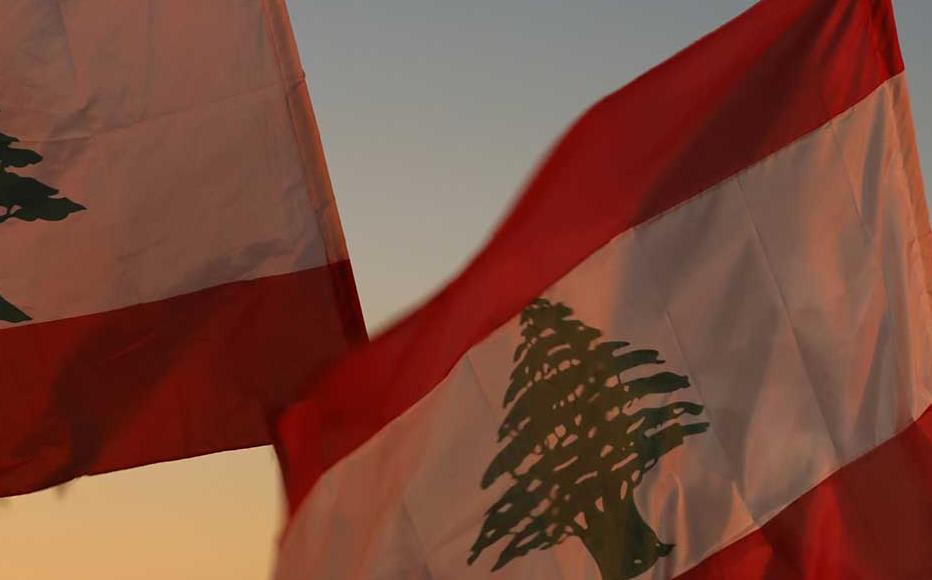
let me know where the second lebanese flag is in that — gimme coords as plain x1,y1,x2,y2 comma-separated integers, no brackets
277,0,932,578
0,1,365,497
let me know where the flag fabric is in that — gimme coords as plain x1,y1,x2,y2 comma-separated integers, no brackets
275,0,932,578
0,0,365,497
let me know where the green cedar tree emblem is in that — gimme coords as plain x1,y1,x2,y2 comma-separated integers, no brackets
469,298,709,579
0,127,84,322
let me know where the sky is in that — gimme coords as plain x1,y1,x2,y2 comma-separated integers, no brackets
2,1,931,578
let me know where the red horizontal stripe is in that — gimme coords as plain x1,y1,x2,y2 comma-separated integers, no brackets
0,261,365,497
278,0,905,514
679,407,932,579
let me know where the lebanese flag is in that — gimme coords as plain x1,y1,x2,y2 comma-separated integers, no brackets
276,0,932,578
0,1,365,497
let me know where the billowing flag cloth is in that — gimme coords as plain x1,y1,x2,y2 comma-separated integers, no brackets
0,1,365,496
276,0,932,578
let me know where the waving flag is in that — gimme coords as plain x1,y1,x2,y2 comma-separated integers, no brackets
0,0,365,496
276,0,932,578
